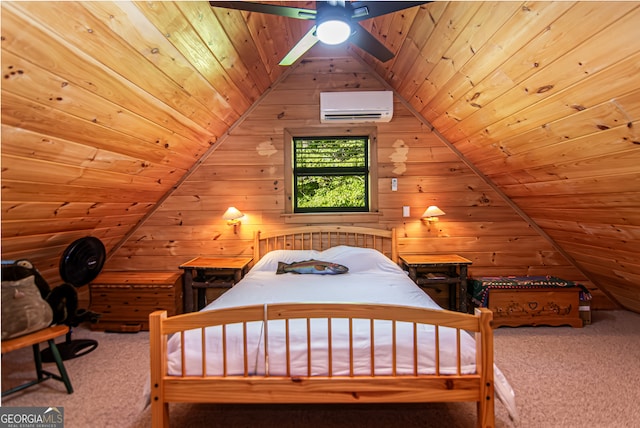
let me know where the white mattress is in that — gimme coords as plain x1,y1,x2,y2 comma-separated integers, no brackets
165,246,518,420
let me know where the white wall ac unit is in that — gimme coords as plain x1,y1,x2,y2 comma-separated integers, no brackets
320,91,393,123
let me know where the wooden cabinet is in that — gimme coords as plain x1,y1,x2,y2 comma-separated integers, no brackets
89,271,182,332
488,288,583,328
399,254,472,312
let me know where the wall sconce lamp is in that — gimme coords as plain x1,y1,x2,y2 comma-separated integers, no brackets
222,206,244,234
421,205,446,224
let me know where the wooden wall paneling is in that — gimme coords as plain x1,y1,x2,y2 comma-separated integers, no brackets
363,1,422,77
457,50,640,158
411,1,521,113
397,1,483,98
466,89,640,165
0,51,208,164
1,92,181,167
500,172,640,197
530,209,640,230
175,1,271,95
378,191,510,212
490,150,640,190
442,5,640,143
1,154,169,193
387,1,447,88
566,258,639,310
6,2,226,137
483,122,640,181
512,192,640,210
1,212,142,239
421,1,564,126
249,103,319,121
0,5,216,147
193,164,285,182
158,194,282,213
0,126,182,180
1,201,152,222
1,179,164,205
281,71,383,91
429,2,631,132
136,1,257,112
546,233,640,266
210,5,276,86
172,179,282,198
83,1,239,129
576,259,640,291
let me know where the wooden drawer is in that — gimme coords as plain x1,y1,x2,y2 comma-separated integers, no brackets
419,284,451,309
488,288,583,328
89,271,182,332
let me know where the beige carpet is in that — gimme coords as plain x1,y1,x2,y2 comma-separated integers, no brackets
2,310,639,428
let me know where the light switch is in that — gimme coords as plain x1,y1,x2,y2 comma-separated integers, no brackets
391,178,398,191
403,206,410,217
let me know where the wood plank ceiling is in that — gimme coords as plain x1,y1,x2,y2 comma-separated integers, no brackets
2,2,639,311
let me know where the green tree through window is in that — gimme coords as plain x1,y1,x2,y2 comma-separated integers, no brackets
293,136,369,212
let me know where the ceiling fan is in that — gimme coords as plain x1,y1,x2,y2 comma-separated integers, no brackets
209,1,431,66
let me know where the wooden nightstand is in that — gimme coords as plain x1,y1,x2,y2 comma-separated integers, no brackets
399,254,472,313
179,256,252,312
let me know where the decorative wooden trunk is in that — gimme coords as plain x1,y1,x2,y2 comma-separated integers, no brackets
488,288,583,328
89,271,182,332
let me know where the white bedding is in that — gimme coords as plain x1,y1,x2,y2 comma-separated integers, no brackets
165,246,518,421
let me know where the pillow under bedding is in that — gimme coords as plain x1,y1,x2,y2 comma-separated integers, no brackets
319,246,405,274
251,249,321,272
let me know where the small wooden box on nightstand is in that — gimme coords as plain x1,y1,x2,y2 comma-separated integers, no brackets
89,271,182,332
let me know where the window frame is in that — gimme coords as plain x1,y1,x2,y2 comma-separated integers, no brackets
284,127,379,219
292,135,370,213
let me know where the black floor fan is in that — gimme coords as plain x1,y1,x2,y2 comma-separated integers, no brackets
42,237,106,362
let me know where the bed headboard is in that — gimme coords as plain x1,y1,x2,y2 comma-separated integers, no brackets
253,226,397,263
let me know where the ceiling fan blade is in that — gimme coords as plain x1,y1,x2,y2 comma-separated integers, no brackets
349,23,394,63
279,26,319,66
209,1,316,20
349,1,431,21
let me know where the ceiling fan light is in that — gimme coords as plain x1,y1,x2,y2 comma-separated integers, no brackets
316,19,351,45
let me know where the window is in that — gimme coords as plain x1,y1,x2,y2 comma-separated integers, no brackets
284,127,378,217
293,136,369,212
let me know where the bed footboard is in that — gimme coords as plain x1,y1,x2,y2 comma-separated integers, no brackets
149,305,494,428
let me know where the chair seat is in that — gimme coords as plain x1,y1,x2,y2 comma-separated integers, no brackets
2,325,69,353
1,325,73,396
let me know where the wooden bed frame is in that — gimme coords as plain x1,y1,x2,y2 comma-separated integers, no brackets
149,226,495,427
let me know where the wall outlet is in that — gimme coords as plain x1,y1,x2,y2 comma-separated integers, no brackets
391,178,398,191
403,206,410,217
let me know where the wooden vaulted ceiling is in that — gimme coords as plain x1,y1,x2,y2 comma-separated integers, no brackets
1,2,639,311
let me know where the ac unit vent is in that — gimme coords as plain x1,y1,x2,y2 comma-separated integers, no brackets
320,91,393,123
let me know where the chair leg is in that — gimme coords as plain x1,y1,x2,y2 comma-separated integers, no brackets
45,338,73,394
32,343,45,381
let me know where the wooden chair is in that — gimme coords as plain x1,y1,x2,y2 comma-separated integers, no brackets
1,325,74,397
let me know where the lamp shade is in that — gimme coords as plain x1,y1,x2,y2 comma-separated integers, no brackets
316,6,351,45
316,19,350,45
222,206,243,221
422,205,445,219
